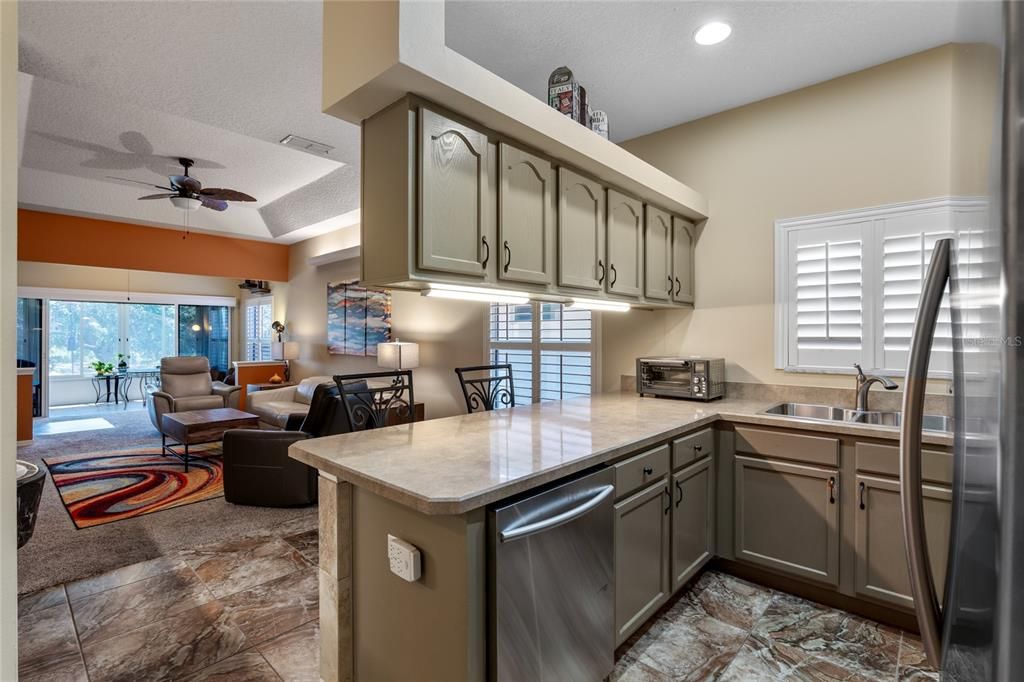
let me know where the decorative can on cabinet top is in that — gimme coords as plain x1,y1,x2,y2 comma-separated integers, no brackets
548,66,581,121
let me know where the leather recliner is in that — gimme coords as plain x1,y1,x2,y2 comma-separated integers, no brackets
147,356,242,434
221,382,356,507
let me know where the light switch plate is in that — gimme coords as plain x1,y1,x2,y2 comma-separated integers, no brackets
387,534,422,582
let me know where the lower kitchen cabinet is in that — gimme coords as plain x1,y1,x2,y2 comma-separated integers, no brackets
854,474,952,608
614,478,671,645
671,457,714,590
734,455,840,586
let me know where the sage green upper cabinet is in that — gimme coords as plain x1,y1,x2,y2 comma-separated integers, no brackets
671,457,714,590
854,475,951,609
672,217,695,304
734,455,841,587
644,206,672,301
418,108,490,277
558,168,606,291
498,143,554,285
606,190,644,298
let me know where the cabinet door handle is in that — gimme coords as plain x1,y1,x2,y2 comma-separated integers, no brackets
667,276,673,295
675,480,683,507
693,444,702,453
675,277,682,296
663,487,671,515
828,477,836,504
859,481,866,510
609,264,618,287
503,241,511,273
481,236,490,269
597,259,606,284
642,466,654,475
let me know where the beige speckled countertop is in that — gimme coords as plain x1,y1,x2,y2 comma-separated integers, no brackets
289,392,953,515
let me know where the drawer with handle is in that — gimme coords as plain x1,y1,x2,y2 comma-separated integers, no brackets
672,428,714,470
614,444,670,499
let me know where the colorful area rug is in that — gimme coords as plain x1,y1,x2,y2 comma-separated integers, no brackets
43,444,223,529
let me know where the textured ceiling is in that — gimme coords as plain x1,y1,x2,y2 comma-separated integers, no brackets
18,0,360,242
446,0,972,142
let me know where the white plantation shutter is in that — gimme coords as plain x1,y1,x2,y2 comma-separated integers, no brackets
244,297,273,361
776,197,989,376
879,214,954,372
786,222,865,370
488,302,593,403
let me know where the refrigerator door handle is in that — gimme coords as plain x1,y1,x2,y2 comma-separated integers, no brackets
900,237,952,668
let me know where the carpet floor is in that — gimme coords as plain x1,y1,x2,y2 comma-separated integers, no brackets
17,405,316,595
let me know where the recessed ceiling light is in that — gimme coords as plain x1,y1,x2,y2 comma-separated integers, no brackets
694,21,732,46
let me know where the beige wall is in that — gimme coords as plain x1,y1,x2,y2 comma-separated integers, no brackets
606,44,998,392
282,229,487,420
1,0,17,675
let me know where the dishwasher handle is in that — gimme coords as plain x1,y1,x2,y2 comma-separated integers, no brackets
499,485,615,542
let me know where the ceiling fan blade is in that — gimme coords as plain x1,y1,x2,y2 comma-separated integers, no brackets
169,175,201,193
199,188,257,202
107,176,176,191
137,193,178,200
200,196,228,212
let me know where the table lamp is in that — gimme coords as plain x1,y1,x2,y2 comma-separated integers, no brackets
377,338,420,370
271,341,300,381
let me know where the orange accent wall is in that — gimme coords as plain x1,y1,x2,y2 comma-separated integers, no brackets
235,362,288,411
18,209,289,281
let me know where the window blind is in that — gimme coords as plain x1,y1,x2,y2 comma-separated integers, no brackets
244,298,273,361
488,302,593,403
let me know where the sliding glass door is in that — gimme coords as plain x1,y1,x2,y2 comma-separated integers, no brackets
16,298,43,416
178,305,231,377
126,304,176,370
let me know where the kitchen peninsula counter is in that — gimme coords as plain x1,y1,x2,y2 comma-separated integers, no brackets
289,391,951,516
290,391,951,682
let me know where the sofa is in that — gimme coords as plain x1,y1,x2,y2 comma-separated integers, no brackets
148,356,242,434
247,376,333,428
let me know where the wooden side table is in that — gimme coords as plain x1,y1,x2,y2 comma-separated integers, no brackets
246,381,297,392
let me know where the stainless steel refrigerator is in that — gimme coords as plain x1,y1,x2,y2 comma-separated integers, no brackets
899,2,1023,679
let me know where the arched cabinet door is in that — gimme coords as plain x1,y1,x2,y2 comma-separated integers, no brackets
558,168,606,291
606,190,644,298
418,108,490,277
498,143,555,285
672,217,695,304
644,206,672,301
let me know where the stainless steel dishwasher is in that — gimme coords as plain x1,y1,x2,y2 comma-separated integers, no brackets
489,467,615,682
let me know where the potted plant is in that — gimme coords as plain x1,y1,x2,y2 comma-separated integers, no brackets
90,361,114,376
117,353,129,372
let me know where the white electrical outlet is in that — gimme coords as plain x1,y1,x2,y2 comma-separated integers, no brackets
387,534,422,582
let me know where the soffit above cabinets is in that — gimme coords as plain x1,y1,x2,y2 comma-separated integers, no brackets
321,0,708,222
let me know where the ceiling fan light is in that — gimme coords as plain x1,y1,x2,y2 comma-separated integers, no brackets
170,196,202,211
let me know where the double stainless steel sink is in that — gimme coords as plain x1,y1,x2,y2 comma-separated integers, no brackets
762,402,953,433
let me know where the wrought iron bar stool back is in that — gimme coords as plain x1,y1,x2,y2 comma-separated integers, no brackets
454,364,516,413
333,370,415,431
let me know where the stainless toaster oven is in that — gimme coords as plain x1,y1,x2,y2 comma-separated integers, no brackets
636,357,725,401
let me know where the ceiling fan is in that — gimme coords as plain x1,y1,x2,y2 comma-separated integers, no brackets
109,158,256,212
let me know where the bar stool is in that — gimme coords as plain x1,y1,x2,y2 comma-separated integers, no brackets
333,370,415,430
454,364,516,413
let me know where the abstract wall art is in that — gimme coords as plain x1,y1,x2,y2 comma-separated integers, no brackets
327,280,392,356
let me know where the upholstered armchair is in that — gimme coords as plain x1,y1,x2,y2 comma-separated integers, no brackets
147,356,242,434
222,383,353,506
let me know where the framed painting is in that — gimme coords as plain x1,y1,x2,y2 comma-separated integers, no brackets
327,280,392,356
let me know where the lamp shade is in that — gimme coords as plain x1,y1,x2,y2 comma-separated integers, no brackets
377,339,420,369
271,341,300,361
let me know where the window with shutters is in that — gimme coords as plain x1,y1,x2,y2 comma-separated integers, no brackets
244,296,273,361
488,302,597,404
775,197,988,376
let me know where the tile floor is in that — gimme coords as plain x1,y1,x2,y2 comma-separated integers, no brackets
17,516,319,681
21,521,939,682
614,570,940,681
